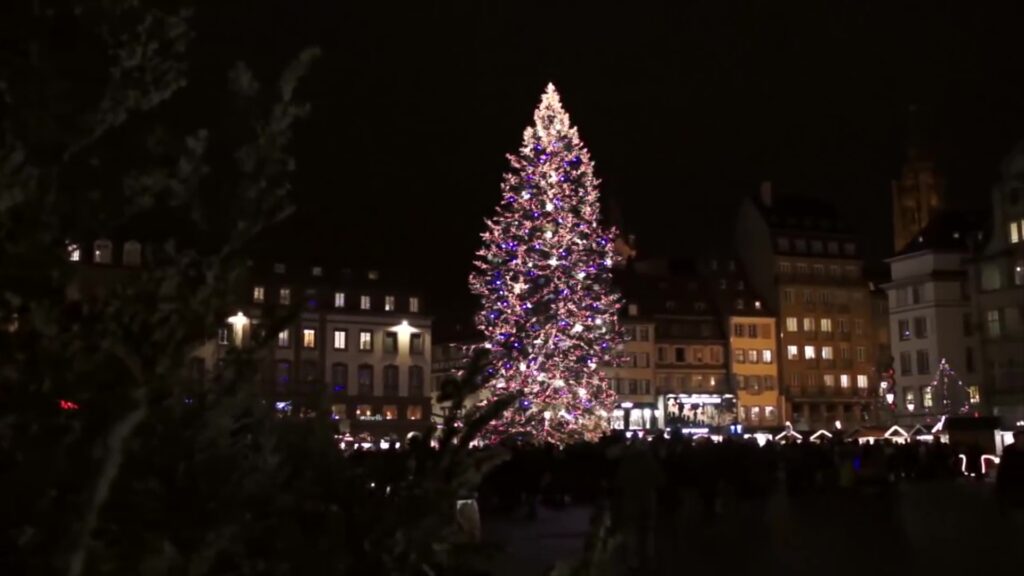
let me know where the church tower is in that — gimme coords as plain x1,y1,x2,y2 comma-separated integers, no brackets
892,105,944,253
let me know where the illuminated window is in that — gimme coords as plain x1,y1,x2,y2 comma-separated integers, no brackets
627,303,639,316
804,345,816,360
278,329,290,348
93,240,112,264
312,266,322,277
356,404,374,420
796,263,809,275
823,374,835,389
217,327,229,345
786,317,798,332
359,330,373,351
747,349,759,364
904,389,916,410
761,349,773,364
840,374,850,389
968,386,981,404
68,243,80,262
1015,260,1024,286
407,405,423,420
333,329,347,350
986,309,1001,338
279,287,291,305
857,374,868,389
302,328,316,349
750,406,762,423
385,295,396,311
803,317,815,332
787,345,799,360
409,296,420,313
821,346,834,360
1010,221,1021,244
921,386,933,409
123,241,141,266
360,295,371,310
778,262,792,274
253,286,264,303
765,406,778,422
383,405,398,420
820,318,833,333
334,292,345,308
735,349,746,364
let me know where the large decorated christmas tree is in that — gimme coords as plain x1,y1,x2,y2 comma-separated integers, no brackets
470,84,623,444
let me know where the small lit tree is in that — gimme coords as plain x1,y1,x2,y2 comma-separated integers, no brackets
928,358,972,415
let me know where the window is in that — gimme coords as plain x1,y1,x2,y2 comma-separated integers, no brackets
310,266,322,277
777,237,790,251
92,240,112,264
761,349,773,364
747,324,758,338
813,264,825,276
803,345,816,360
675,347,687,363
657,346,667,363
637,326,650,341
275,360,291,390
273,263,286,274
627,303,639,316
628,380,639,394
796,263,809,275
966,346,975,373
986,309,1001,338
1011,221,1021,244
838,318,849,333
333,329,348,350
786,317,799,332
910,285,921,304
360,295,371,310
356,404,374,420
359,330,373,351
278,329,290,348
787,345,799,360
68,243,80,262
217,327,229,345
803,317,815,332
840,374,850,389
409,366,424,397
1015,260,1024,286
122,241,141,266
747,349,759,364
840,345,850,360
735,299,745,310
854,319,864,335
916,349,930,375
334,292,346,308
637,352,650,368
900,351,912,376
922,386,934,409
734,324,745,337
782,289,795,304
823,374,835,389
279,287,291,305
794,239,807,253
383,405,398,420
331,363,348,391
904,389,916,410
981,264,1003,291
779,262,792,274
856,374,869,390
856,346,866,362
252,285,265,303
409,297,420,313
913,317,927,339
694,348,705,363
821,346,834,360
302,328,316,349
407,405,423,420
357,364,374,395
384,331,398,353
383,365,399,396
790,373,801,388
968,386,981,405
410,333,424,354
829,265,841,277
384,295,395,311
820,318,833,333
734,349,746,364
898,319,911,341
301,360,318,382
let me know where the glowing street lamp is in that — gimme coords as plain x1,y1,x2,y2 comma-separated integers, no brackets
228,311,249,346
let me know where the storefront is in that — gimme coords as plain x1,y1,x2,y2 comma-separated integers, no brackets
661,393,736,428
610,401,660,430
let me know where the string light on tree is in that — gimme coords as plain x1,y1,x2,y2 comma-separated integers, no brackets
470,83,623,444
927,358,971,416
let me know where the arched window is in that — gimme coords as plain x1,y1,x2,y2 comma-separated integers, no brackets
383,364,399,396
93,239,112,264
357,364,374,396
331,363,348,392
408,366,424,397
123,240,142,266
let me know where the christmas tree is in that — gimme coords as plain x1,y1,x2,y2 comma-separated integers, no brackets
928,358,972,415
470,84,623,444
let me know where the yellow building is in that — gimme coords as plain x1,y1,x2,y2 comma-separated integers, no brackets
729,315,781,428
604,311,658,430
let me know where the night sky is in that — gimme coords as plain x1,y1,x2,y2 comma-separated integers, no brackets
195,1,1024,324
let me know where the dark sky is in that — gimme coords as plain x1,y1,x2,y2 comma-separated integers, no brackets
196,1,1024,323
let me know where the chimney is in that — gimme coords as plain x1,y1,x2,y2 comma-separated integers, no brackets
760,181,773,207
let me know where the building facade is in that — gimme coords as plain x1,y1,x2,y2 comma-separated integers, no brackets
736,183,879,430
884,213,983,425
604,314,658,430
971,141,1024,424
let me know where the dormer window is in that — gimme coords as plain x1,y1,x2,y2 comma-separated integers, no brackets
627,303,639,316
93,240,112,264
334,292,346,308
409,297,420,313
279,287,291,305
68,243,80,262
360,295,371,310
368,270,380,280
253,286,265,303
123,241,141,267
312,266,323,277
273,263,286,274
384,295,396,311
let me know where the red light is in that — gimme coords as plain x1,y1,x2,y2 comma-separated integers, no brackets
59,399,80,411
